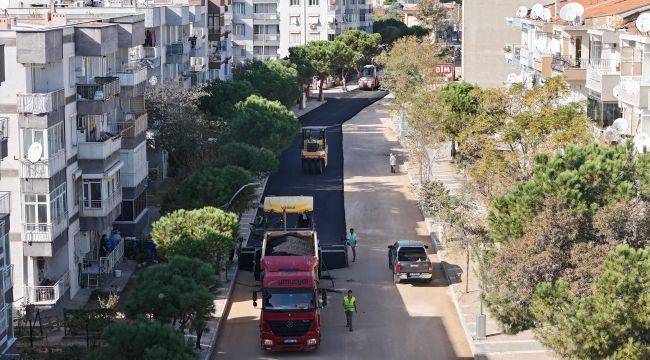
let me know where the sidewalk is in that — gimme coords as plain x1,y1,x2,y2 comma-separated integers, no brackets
389,97,556,360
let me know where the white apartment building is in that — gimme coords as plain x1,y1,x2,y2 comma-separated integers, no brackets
230,0,372,63
504,0,650,136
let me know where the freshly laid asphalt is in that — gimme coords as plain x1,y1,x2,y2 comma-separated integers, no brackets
248,90,388,247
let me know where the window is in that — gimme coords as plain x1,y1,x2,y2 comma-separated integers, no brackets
24,194,48,229
50,183,67,225
254,3,277,13
328,34,335,41
48,122,64,157
308,32,320,42
290,0,300,5
22,129,45,160
290,16,300,26
308,0,319,5
290,32,301,44
233,23,245,36
117,192,147,222
208,14,219,31
233,2,245,14
82,180,102,208
308,16,320,25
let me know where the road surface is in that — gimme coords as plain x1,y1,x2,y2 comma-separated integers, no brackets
213,91,472,359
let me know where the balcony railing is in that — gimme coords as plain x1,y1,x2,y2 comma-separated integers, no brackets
80,188,122,218
111,113,148,139
121,160,149,188
588,58,619,73
100,239,124,275
20,149,66,179
76,77,120,101
0,191,9,214
23,216,68,244
253,13,279,20
552,56,587,72
116,66,147,87
16,88,65,114
253,33,280,42
28,271,69,306
77,134,122,160
0,304,8,335
143,46,159,59
166,42,185,56
1,265,13,291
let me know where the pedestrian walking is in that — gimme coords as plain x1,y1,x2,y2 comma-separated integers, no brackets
343,290,357,331
389,153,397,173
347,228,358,262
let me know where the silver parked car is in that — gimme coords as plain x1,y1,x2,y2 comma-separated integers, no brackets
388,241,433,283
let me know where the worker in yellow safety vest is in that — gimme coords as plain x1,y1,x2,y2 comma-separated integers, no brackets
343,290,357,332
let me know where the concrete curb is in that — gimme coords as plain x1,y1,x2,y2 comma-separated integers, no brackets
203,266,239,359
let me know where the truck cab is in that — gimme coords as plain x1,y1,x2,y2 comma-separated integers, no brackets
254,257,327,351
358,64,380,90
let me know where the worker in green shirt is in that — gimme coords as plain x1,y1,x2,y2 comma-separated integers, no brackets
346,228,358,262
343,290,357,332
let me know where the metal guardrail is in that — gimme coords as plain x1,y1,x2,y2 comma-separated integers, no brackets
552,56,587,72
28,271,69,305
77,77,120,101
16,88,65,114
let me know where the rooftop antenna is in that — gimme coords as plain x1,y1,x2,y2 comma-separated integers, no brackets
516,6,528,18
542,8,552,22
531,4,544,20
636,12,650,35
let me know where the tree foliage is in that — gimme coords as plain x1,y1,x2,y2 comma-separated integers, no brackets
229,95,300,154
233,60,300,108
163,165,255,213
288,46,317,97
152,207,239,265
88,320,195,360
328,41,363,90
145,83,212,172
373,18,431,45
334,29,382,69
416,0,450,33
531,245,650,359
213,142,278,177
125,256,216,333
198,79,255,127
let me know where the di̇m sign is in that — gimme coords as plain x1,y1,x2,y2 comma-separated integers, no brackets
434,63,455,80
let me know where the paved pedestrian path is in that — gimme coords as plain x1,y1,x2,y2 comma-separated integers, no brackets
389,96,556,360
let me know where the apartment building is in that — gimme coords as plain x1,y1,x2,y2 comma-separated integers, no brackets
504,0,650,133
0,38,15,355
230,0,372,63
208,0,234,80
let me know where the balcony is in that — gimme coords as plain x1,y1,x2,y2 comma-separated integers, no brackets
23,216,68,245
504,44,521,66
121,160,149,188
116,66,147,87
20,149,66,179
17,89,65,114
0,304,9,336
27,271,69,306
587,59,620,101
112,112,148,140
78,134,122,160
0,191,9,215
254,54,279,61
253,33,280,42
76,77,120,102
0,117,7,160
166,42,186,56
552,56,587,81
618,76,650,108
190,56,206,72
80,187,122,218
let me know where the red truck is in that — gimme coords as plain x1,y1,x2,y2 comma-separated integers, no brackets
252,196,328,352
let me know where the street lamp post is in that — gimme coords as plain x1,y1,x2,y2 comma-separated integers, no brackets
221,181,262,211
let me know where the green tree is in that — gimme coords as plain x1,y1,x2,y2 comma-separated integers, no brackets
163,165,255,213
125,257,216,334
229,95,300,154
301,41,335,101
88,320,195,360
334,29,382,72
417,0,450,35
145,83,213,172
152,207,239,266
288,46,317,108
488,144,644,244
531,245,650,359
198,79,255,127
213,142,278,177
233,59,300,108
328,41,362,91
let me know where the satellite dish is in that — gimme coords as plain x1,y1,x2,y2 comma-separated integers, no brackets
535,37,549,52
550,39,562,54
516,6,528,18
531,4,544,19
632,133,650,153
613,85,621,99
0,0,9,11
612,117,630,135
149,76,158,86
542,8,552,22
636,13,650,33
560,3,585,22
603,127,621,143
26,142,43,163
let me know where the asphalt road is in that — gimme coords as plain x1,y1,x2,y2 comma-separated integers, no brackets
214,91,472,359
247,90,387,247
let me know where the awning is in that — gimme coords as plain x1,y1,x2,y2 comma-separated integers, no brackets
263,196,314,213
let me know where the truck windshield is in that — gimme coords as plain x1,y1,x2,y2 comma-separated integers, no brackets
263,289,315,311
398,247,428,262
362,67,374,77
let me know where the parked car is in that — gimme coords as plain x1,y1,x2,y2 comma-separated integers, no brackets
388,241,433,283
